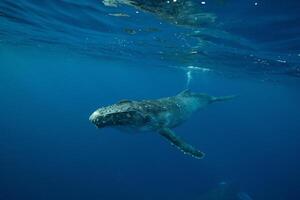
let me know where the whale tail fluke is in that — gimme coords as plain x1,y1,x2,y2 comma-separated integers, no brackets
211,95,237,103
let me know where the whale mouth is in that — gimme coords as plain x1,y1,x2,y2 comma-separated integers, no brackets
89,112,110,128
89,111,99,122
89,111,107,127
90,110,141,128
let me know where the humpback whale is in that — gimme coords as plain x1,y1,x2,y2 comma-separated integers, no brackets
89,90,235,159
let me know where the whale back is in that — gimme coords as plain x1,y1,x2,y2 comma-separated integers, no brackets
176,89,213,112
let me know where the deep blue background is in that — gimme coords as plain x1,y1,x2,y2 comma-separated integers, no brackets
1,0,300,199
1,45,300,200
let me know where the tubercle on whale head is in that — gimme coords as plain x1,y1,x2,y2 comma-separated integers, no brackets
89,103,148,128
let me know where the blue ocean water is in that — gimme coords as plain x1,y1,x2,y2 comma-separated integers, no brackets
0,0,300,199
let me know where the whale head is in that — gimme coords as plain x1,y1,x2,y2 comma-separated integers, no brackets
89,100,149,128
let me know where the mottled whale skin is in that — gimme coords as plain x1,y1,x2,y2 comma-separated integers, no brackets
89,90,235,159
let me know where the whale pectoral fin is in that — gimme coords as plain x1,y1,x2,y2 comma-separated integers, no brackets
158,128,205,159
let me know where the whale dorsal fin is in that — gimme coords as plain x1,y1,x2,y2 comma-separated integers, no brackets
178,89,192,96
118,99,133,104
158,127,205,159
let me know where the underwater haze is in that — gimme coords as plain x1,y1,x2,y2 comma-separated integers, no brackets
1,0,300,199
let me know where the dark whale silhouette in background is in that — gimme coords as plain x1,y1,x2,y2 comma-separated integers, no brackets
89,90,235,159
198,182,253,200
102,0,218,27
